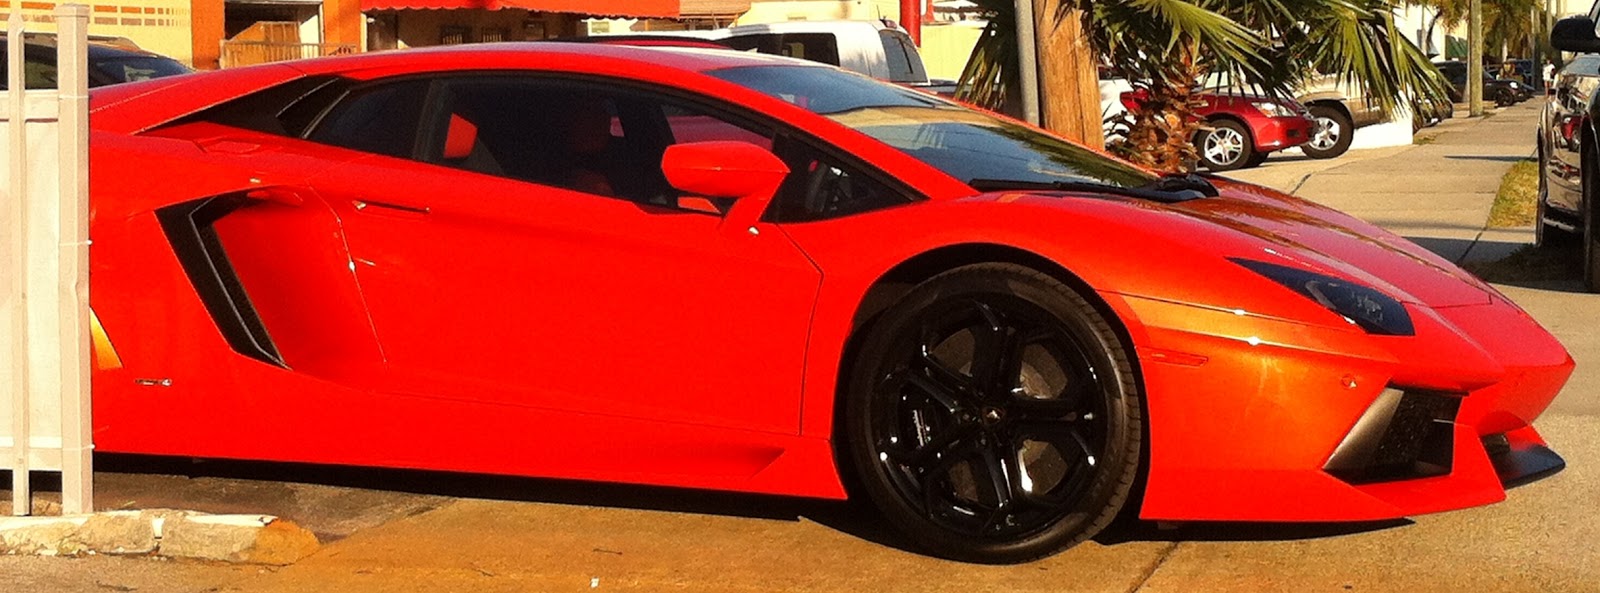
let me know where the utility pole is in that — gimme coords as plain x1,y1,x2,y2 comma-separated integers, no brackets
1014,0,1040,126
1469,0,1484,116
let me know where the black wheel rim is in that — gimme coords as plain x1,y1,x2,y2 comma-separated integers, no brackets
868,296,1110,540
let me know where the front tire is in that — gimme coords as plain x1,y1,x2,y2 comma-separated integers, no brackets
1197,120,1254,172
843,264,1143,564
1538,144,1578,249
1585,174,1600,293
1495,88,1516,108
1303,105,1354,159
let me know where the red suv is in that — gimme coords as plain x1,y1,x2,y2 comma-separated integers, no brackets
1121,89,1316,171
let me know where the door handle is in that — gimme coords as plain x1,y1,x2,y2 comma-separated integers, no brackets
353,200,430,215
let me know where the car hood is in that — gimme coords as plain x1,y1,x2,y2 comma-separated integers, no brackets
1006,177,1493,309
1160,178,1493,307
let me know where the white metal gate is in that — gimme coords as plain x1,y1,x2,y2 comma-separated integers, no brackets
0,2,92,516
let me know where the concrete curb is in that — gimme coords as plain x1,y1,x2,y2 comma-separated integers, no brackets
0,510,318,564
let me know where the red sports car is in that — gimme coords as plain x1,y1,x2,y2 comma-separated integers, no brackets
88,44,1571,564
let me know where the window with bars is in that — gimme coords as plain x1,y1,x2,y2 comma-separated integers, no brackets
440,25,471,45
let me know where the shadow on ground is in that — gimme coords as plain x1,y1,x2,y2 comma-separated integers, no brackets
73,455,1415,556
1457,243,1589,293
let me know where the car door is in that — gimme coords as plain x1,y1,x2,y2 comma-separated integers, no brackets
1548,58,1598,215
304,74,822,438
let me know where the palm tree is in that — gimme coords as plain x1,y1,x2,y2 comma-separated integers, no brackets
1411,0,1545,60
956,0,1451,173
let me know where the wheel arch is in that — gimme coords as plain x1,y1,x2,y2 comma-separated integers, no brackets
828,242,1156,526
831,243,1150,468
844,243,1135,349
1200,114,1256,149
1305,98,1353,121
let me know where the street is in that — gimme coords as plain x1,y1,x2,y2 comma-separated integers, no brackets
5,101,1596,593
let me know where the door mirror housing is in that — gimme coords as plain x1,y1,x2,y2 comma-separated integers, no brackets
661,141,790,232
661,141,789,199
1552,16,1600,53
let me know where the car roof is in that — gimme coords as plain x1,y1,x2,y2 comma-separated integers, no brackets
290,42,814,77
0,36,168,60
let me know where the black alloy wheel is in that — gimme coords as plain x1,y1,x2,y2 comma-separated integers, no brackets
844,264,1143,564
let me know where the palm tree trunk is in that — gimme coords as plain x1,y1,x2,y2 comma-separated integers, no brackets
1115,42,1205,173
1032,1,1103,146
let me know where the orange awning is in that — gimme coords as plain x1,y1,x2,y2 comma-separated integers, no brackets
362,0,677,18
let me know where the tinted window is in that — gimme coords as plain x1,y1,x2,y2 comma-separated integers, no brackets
770,136,911,222
710,65,1156,189
724,33,841,67
421,76,775,209
91,56,190,83
24,56,57,89
307,80,431,159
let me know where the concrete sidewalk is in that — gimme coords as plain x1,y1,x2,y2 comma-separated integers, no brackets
1229,103,1538,264
7,101,1597,593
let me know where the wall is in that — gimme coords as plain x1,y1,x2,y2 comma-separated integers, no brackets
918,20,979,80
735,0,898,24
389,9,578,48
1,0,195,65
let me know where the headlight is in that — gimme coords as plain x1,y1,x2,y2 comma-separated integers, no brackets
1231,258,1415,336
1252,101,1296,118
1510,81,1523,89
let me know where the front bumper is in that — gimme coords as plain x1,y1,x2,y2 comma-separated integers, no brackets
1254,115,1316,152
1110,292,1573,522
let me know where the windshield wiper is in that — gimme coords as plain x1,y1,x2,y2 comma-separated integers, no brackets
969,173,1216,203
1141,173,1219,197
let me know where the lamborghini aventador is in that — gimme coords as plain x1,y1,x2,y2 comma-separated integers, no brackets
86,43,1573,564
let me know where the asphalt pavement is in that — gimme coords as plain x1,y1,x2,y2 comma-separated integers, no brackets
5,100,1595,593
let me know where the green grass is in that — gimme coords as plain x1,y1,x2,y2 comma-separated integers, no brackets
1486,160,1538,228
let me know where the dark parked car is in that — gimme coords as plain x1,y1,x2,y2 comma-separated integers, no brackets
0,36,190,89
1434,60,1528,107
1542,17,1600,292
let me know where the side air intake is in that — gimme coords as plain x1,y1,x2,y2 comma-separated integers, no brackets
156,196,286,368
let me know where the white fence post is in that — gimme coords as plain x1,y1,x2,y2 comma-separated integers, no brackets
1,2,94,517
5,2,32,518
55,3,92,516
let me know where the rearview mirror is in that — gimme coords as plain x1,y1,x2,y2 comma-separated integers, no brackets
1552,16,1600,53
661,141,789,200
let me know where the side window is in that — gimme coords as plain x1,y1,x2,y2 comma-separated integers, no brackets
725,33,841,67
780,33,841,67
662,104,772,149
24,56,58,89
306,79,431,159
769,136,912,222
423,77,775,210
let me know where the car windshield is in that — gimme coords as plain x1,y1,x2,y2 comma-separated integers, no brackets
708,65,1156,189
92,56,190,84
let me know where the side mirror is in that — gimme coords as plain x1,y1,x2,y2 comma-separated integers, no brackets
662,141,789,199
661,141,789,231
1552,16,1600,53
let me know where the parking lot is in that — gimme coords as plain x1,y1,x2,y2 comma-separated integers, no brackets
4,101,1596,593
